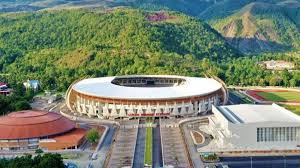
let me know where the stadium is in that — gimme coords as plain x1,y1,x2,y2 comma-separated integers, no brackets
0,110,86,151
66,75,228,119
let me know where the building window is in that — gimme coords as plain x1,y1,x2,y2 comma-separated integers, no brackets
257,127,300,142
257,128,260,142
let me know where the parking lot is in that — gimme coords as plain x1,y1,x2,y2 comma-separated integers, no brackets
161,126,190,168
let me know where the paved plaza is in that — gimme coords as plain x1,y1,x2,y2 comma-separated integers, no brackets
107,125,138,167
161,126,190,168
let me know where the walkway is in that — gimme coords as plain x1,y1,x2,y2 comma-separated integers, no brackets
132,123,146,168
161,126,190,168
107,121,138,167
181,121,205,168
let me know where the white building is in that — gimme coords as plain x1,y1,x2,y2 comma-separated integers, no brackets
262,60,295,70
23,80,40,91
66,75,227,119
206,104,300,152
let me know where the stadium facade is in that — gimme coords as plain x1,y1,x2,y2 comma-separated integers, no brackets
66,75,228,119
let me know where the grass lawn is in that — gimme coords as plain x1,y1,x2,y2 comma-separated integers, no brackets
144,127,152,165
281,105,300,116
257,91,300,102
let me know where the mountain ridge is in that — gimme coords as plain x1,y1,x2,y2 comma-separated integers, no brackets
1,0,300,54
210,1,300,53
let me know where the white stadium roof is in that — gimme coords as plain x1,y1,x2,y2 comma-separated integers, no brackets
72,75,222,100
216,103,300,124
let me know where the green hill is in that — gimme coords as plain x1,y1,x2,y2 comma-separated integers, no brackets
0,0,219,14
0,8,238,90
209,1,300,53
2,0,300,54
199,0,256,21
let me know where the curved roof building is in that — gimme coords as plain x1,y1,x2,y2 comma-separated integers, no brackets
0,110,86,151
0,110,75,140
66,75,227,119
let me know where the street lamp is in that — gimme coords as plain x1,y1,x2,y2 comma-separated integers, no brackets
250,155,252,168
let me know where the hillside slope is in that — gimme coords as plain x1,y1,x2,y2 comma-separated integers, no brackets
0,8,238,90
2,0,300,54
210,1,300,53
0,0,220,14
198,0,292,21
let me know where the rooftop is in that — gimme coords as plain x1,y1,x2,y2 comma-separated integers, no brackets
0,82,7,86
0,110,75,139
53,128,86,144
216,104,300,124
72,75,222,100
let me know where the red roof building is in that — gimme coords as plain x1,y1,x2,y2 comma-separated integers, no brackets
39,128,86,150
0,110,86,151
0,82,7,87
0,82,11,96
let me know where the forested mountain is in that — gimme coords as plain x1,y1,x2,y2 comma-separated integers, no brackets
198,0,286,21
0,2,299,90
0,9,238,90
2,0,299,54
0,0,221,14
210,1,300,53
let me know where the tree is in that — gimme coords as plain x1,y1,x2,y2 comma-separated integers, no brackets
281,69,291,87
86,128,100,144
269,77,278,86
12,100,31,111
35,148,43,154
36,153,65,168
290,79,296,87
0,153,65,168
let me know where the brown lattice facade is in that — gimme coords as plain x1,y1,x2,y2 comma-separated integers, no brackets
66,87,226,119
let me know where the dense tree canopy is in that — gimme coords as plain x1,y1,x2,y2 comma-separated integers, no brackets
0,8,298,93
0,8,238,91
0,84,33,115
0,153,65,168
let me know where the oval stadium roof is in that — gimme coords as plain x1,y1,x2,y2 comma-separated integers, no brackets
72,75,222,100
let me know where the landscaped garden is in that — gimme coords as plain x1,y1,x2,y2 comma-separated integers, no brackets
191,130,205,144
144,127,152,166
200,153,220,162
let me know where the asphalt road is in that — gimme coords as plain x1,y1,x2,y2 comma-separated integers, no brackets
132,127,146,168
152,119,163,168
213,156,300,168
63,123,116,168
97,125,116,165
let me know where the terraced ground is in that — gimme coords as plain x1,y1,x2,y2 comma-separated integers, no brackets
257,91,300,102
